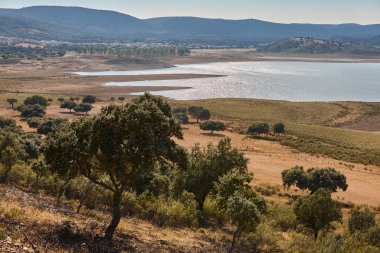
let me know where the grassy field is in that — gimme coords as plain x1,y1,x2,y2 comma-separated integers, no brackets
173,98,380,166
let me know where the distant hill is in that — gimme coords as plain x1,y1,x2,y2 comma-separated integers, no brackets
258,38,380,54
0,6,380,44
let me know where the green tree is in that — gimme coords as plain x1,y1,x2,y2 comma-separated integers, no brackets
60,100,76,113
248,123,269,135
199,109,211,121
188,106,208,122
0,117,16,129
0,133,25,182
181,138,248,212
43,93,183,242
348,209,376,234
282,166,348,194
7,98,17,109
18,104,46,118
82,95,96,107
74,103,92,115
200,121,226,134
24,95,48,107
294,188,342,239
31,159,49,188
118,96,126,104
273,122,285,134
58,97,65,103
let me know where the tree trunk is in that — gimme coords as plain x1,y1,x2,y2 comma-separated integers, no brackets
229,229,240,253
76,198,83,214
104,191,122,243
314,229,318,240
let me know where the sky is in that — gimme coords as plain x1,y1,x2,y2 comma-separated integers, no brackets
1,0,380,24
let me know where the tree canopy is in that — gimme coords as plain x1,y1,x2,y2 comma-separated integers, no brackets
200,121,226,134
281,166,348,193
294,188,342,239
43,93,183,241
248,123,269,135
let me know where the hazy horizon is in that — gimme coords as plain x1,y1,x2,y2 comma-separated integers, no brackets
1,0,380,25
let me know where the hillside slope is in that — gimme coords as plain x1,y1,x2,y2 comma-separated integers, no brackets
0,6,380,43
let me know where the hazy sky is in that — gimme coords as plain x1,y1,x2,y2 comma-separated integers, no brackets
1,0,380,24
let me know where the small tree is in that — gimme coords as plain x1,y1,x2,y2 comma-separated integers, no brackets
24,95,48,107
180,138,248,212
248,123,269,136
82,95,96,107
58,97,65,103
110,97,115,103
199,109,211,121
200,121,226,134
7,98,17,109
0,133,25,182
74,103,92,115
37,119,67,135
348,209,376,234
118,96,125,104
281,166,348,194
294,188,342,239
188,106,211,122
18,104,46,118
273,122,285,134
60,101,77,113
31,159,49,188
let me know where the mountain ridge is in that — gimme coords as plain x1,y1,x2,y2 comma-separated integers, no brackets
0,6,379,44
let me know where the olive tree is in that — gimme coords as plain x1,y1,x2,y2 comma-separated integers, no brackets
24,95,49,107
82,95,96,107
282,166,348,194
60,101,76,113
74,103,92,115
294,188,342,239
43,93,183,242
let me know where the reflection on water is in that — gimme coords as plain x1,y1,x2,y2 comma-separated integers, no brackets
75,61,380,101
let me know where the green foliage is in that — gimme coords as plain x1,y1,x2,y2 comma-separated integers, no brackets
31,159,49,187
199,121,226,134
0,226,6,240
248,123,269,135
60,100,76,112
274,122,285,134
267,203,298,231
43,93,183,241
365,226,380,249
74,103,92,115
0,117,16,129
57,97,65,103
282,166,348,193
24,95,48,107
27,117,44,128
82,95,96,104
188,106,211,121
17,104,46,118
294,188,342,239
348,209,376,234
0,132,26,182
37,118,67,135
118,96,125,102
6,98,17,108
178,137,248,212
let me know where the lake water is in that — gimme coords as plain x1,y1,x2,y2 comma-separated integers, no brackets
75,61,380,101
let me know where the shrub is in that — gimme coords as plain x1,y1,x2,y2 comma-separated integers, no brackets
18,104,46,118
248,123,269,135
0,117,16,129
74,103,92,115
82,95,96,105
274,122,285,134
365,226,380,248
174,113,189,124
267,203,297,231
348,209,376,234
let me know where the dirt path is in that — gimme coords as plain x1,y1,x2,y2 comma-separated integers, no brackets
177,124,380,207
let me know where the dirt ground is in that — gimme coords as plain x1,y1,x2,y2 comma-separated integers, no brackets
176,124,380,207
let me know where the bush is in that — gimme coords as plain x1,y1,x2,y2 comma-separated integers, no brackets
27,117,44,128
274,122,285,134
267,203,297,231
365,226,380,248
248,123,269,135
0,117,16,129
348,209,376,234
174,113,189,124
7,163,35,187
